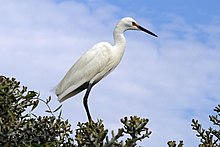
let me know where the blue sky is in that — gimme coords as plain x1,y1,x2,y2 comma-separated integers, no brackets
1,0,220,146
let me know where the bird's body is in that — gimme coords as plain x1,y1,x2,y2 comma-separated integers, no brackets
56,41,124,102
56,17,157,121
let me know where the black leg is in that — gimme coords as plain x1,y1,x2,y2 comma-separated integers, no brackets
83,83,93,121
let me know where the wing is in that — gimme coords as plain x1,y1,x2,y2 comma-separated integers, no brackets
56,42,113,102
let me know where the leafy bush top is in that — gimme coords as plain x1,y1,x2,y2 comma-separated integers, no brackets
0,76,74,146
1,75,220,147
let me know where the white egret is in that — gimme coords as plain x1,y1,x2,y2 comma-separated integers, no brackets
56,17,157,121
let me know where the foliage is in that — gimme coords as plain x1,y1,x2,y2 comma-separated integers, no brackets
168,105,220,147
0,76,74,146
167,140,184,147
0,76,151,146
75,116,151,147
191,105,220,147
2,75,220,146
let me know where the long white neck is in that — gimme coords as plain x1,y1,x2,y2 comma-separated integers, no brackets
113,23,126,55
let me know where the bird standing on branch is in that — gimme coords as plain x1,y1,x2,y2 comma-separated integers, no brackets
56,17,158,121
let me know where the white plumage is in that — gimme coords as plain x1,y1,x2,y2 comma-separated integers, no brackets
55,17,157,121
56,42,118,102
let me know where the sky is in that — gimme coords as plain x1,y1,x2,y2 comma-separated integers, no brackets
1,0,220,146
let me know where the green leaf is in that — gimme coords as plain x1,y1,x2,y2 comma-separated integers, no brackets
53,105,62,113
31,113,37,118
58,109,62,119
46,96,51,104
31,99,39,111
8,109,15,124
24,91,37,99
45,110,52,113
0,85,8,90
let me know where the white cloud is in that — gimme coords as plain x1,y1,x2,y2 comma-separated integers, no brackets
1,0,220,146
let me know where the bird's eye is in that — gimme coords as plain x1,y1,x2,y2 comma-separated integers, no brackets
132,22,136,26
132,21,138,27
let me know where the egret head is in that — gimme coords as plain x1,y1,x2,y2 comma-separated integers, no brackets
118,17,158,37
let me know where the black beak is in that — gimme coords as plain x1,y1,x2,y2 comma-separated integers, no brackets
132,22,158,37
137,25,158,37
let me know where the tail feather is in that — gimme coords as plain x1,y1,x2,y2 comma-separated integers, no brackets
56,82,89,103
